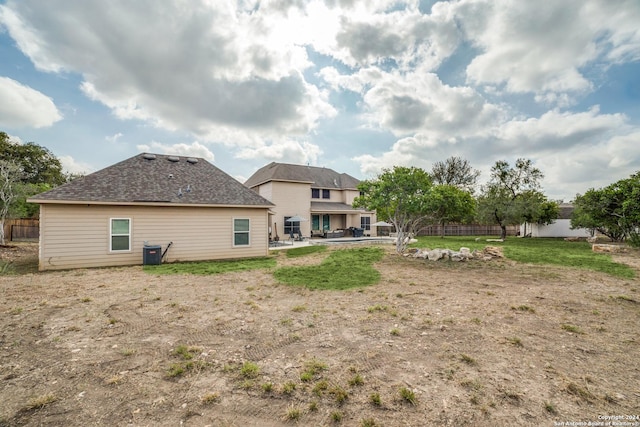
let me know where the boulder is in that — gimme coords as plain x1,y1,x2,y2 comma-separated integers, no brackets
483,246,504,258
428,249,445,261
592,244,626,253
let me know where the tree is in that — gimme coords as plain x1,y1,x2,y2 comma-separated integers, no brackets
353,166,433,253
430,156,481,193
476,158,553,239
571,172,640,244
425,184,476,238
0,132,67,220
0,160,23,245
0,132,66,186
518,190,560,236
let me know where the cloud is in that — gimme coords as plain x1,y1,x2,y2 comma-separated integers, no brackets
494,106,627,153
136,141,215,161
0,77,62,128
458,0,640,98
1,0,335,141
58,155,94,175
235,139,322,165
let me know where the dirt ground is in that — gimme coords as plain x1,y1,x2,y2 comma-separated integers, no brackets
1,242,639,427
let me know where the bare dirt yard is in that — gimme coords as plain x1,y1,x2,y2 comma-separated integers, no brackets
1,242,639,426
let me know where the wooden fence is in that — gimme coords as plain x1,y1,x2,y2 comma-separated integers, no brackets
2,218,39,242
418,224,518,237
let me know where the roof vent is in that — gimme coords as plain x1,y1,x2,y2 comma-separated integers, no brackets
168,156,180,162
143,153,156,160
186,158,198,164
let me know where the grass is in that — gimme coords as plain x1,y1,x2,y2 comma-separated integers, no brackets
561,324,584,334
274,247,384,290
240,361,260,378
369,392,382,406
285,245,327,258
399,387,417,405
144,257,276,275
23,393,57,411
411,236,635,278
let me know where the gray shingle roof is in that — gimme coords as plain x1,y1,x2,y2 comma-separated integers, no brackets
244,162,360,190
30,153,274,207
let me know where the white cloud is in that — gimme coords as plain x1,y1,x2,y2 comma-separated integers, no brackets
0,77,62,128
58,155,94,175
136,141,215,161
1,0,335,141
494,106,627,153
236,139,322,165
458,0,640,98
105,133,123,144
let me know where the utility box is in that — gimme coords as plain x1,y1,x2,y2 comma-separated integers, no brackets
143,245,162,265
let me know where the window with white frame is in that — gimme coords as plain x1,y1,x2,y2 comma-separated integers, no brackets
234,218,250,246
110,218,131,252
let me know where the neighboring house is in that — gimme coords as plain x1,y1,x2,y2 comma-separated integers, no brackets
28,153,274,271
521,203,592,238
244,162,376,239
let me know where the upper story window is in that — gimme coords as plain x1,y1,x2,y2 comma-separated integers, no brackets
311,188,320,199
322,189,330,199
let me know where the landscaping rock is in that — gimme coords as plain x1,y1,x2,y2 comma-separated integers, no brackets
428,249,445,261
592,244,626,253
483,246,504,258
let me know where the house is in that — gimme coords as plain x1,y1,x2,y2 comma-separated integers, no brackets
244,162,376,239
28,153,274,271
521,203,591,238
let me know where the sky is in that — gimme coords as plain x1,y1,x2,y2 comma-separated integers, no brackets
1,0,639,201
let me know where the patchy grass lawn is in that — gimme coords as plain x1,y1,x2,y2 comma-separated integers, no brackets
143,256,276,275
274,247,384,290
411,236,635,278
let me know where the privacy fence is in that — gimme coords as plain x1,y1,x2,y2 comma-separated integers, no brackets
418,224,519,237
2,218,39,242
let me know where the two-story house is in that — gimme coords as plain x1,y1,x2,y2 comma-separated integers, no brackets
244,162,377,239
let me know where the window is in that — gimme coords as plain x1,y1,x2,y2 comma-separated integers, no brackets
110,218,131,252
312,215,320,230
311,188,320,199
361,216,371,231
284,216,300,235
234,218,250,246
322,214,330,230
322,189,330,199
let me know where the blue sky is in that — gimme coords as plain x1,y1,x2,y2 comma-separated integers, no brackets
1,0,639,201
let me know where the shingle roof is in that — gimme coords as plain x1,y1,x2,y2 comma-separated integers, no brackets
558,203,574,219
244,162,360,190
29,153,274,207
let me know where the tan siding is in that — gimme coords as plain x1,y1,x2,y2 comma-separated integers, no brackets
39,204,269,271
269,182,311,237
255,182,273,201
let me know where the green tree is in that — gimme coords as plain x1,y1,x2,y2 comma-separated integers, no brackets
571,172,640,244
430,156,480,193
0,132,67,219
425,184,476,238
1,132,66,185
353,166,433,253
476,159,551,239
518,190,560,237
